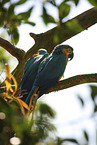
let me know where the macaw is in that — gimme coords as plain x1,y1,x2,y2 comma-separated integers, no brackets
25,44,74,109
19,49,49,101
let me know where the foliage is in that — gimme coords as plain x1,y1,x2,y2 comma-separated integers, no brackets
76,84,97,144
0,64,97,144
0,97,57,145
0,47,17,83
0,64,57,145
0,0,97,144
0,48,11,70
0,0,97,44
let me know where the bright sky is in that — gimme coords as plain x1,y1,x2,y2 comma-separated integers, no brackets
16,0,97,144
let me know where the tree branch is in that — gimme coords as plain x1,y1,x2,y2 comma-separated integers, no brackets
15,7,97,84
1,7,97,86
29,7,97,54
0,37,25,62
47,73,97,93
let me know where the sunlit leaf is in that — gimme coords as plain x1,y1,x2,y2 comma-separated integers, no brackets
24,21,35,26
5,64,13,93
10,73,17,95
41,6,56,25
17,98,30,111
1,93,13,100
15,98,25,116
15,0,27,5
58,2,71,21
17,7,33,20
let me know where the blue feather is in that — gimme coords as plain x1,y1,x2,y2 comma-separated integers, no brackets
25,45,68,105
19,49,49,101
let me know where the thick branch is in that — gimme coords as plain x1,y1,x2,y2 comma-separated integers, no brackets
1,73,97,96
47,73,97,93
29,7,97,55
0,37,25,62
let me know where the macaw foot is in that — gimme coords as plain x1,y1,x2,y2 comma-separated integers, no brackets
28,87,39,114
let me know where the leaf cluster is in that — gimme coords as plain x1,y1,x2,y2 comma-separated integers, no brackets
0,0,35,44
0,0,97,44
0,0,83,45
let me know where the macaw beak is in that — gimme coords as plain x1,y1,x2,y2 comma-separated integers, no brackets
63,48,74,61
68,52,74,61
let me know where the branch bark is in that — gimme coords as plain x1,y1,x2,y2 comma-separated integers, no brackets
0,73,97,96
0,37,25,62
47,73,97,93
29,7,97,55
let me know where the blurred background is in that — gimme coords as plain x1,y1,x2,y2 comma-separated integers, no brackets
0,0,97,145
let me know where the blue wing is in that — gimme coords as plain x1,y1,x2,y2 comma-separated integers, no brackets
25,53,67,105
24,56,35,74
19,52,49,101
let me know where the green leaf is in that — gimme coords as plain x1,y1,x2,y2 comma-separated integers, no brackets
90,85,97,101
24,21,35,26
94,105,97,112
11,28,19,45
84,130,89,142
17,7,33,20
72,0,79,5
2,0,10,5
41,6,56,25
48,0,56,6
88,0,97,7
57,137,79,145
38,103,56,118
8,4,15,15
77,95,84,106
15,0,27,5
58,2,71,21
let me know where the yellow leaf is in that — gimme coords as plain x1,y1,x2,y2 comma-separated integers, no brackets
10,73,17,95
1,93,13,100
17,98,30,111
5,64,13,93
15,98,25,117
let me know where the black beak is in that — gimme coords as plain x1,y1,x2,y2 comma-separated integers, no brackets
68,52,74,61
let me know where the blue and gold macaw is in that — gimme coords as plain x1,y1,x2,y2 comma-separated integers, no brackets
19,49,49,101
25,45,74,109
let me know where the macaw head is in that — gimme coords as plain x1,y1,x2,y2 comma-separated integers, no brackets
38,49,48,55
33,49,48,57
52,44,74,61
